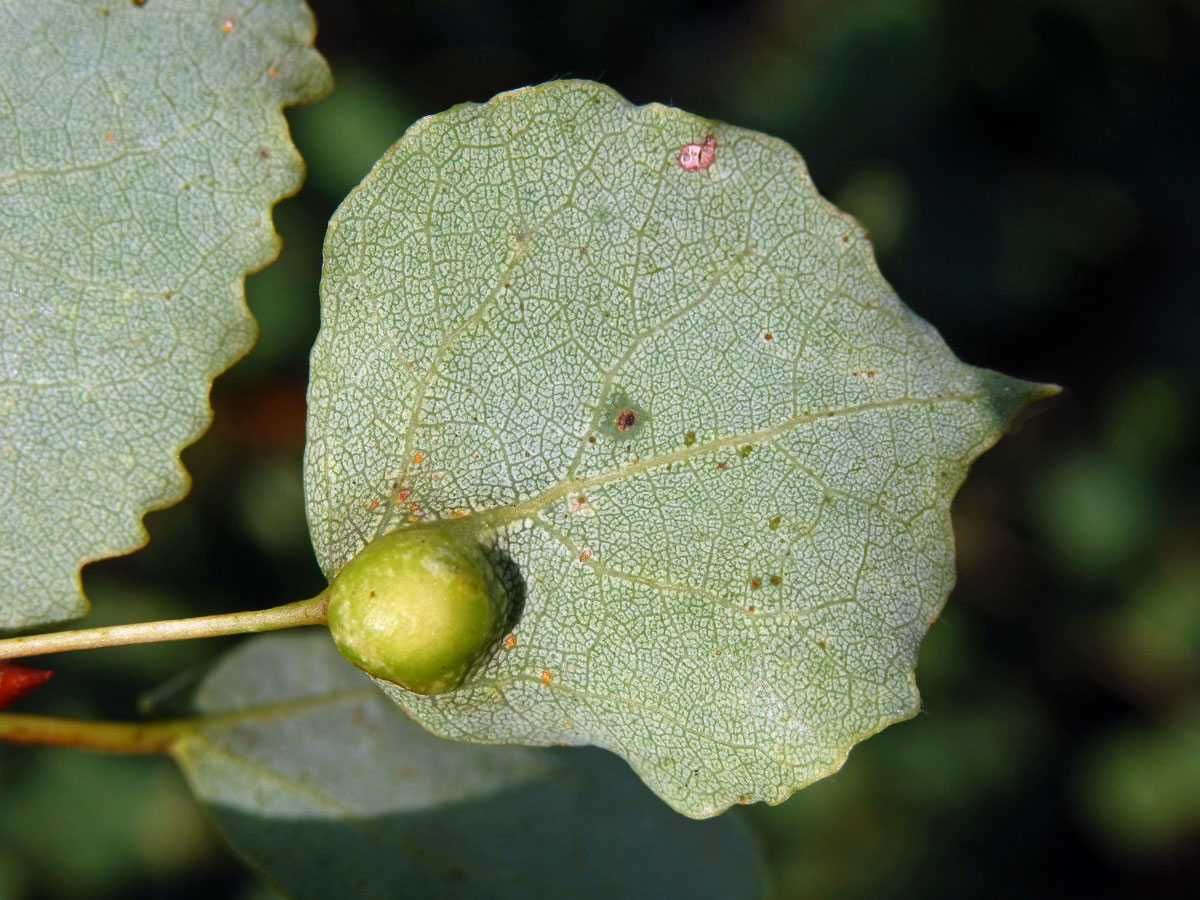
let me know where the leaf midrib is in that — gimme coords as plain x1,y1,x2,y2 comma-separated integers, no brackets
479,391,983,529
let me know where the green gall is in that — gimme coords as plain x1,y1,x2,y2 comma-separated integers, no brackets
326,524,510,695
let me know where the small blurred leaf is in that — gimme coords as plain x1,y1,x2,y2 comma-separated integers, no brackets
1103,372,1193,468
1076,711,1200,858
0,752,211,897
1096,560,1200,695
174,632,765,900
1030,451,1155,579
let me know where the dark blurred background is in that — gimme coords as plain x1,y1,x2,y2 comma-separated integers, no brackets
2,0,1197,897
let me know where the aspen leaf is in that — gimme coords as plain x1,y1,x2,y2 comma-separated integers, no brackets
306,80,1054,817
0,0,330,629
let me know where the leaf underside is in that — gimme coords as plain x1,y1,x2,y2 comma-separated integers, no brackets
306,79,1052,817
176,632,764,899
0,0,330,630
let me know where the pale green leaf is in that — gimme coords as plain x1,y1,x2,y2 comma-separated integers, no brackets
306,80,1054,817
175,632,765,899
0,0,330,629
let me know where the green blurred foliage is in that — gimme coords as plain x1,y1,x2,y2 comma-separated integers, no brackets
3,0,1198,896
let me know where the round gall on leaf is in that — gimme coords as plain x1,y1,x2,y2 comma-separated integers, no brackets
326,524,510,695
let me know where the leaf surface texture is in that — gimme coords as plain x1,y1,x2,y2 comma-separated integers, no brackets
0,0,330,628
307,80,1052,816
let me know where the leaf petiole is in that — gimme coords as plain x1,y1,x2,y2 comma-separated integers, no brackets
0,711,191,753
0,592,329,662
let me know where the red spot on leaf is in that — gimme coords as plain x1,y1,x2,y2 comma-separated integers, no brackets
0,662,53,709
679,135,717,171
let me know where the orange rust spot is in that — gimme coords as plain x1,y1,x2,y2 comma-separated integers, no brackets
679,135,717,170
578,549,591,562
866,370,876,377
763,332,773,341
267,67,278,77
367,499,379,511
737,795,750,804
431,472,441,479
504,635,517,648
103,132,114,142
748,605,756,613
407,514,420,522
396,488,411,503
408,503,419,511
412,452,424,464
222,20,233,33
770,575,782,586
750,578,762,589
541,670,552,685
